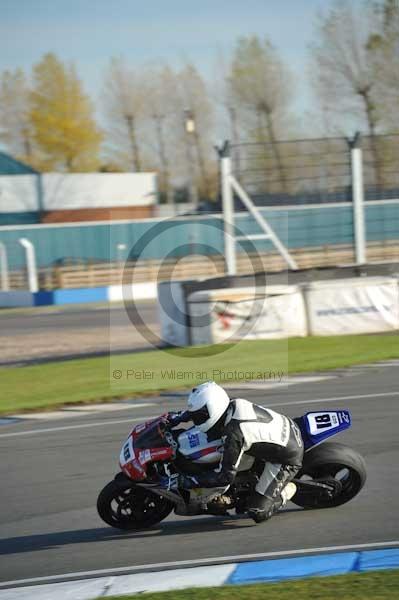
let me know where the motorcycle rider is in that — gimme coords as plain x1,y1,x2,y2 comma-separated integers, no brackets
164,381,304,523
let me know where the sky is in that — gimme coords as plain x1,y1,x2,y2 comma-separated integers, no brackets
0,0,363,127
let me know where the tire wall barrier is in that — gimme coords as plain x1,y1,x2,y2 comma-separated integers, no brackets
158,276,399,346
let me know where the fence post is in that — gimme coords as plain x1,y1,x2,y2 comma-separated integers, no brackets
219,141,237,275
350,132,367,265
19,238,39,293
0,242,10,291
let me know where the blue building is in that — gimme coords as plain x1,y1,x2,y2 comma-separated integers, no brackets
0,152,41,225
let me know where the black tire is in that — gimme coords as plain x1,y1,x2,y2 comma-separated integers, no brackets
292,442,366,509
97,477,174,530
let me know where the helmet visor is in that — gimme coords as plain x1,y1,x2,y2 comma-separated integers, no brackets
190,405,210,427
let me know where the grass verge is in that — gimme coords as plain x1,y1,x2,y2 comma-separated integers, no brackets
106,569,399,600
1,334,398,415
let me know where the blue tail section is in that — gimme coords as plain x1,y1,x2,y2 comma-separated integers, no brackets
295,410,351,450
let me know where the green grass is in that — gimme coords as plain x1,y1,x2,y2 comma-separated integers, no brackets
1,334,398,415
106,570,399,600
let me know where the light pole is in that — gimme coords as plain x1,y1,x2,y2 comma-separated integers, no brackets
184,109,199,210
125,113,141,172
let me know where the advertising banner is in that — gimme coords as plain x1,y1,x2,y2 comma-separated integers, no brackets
305,277,399,335
188,286,307,345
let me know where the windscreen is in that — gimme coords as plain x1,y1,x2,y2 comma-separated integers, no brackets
133,420,166,449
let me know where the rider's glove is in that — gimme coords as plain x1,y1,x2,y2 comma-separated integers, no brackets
166,412,181,427
166,411,190,427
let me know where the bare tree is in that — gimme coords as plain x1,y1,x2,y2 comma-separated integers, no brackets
103,57,145,172
0,69,34,163
369,0,399,132
229,36,295,193
310,0,383,184
143,65,179,205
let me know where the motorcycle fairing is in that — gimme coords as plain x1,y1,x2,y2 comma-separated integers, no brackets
119,418,174,480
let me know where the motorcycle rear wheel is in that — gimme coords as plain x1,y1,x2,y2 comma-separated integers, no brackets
97,477,174,530
291,442,366,509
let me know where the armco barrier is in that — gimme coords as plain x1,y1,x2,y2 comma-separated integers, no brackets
0,283,157,307
0,291,34,308
0,546,398,599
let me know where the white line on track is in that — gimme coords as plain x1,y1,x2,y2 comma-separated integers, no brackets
0,540,397,588
0,391,397,439
224,376,333,390
0,417,146,439
11,402,157,419
269,390,399,408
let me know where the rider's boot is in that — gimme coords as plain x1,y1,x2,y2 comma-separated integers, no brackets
247,482,297,523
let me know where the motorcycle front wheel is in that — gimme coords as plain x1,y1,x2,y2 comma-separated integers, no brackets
97,475,174,530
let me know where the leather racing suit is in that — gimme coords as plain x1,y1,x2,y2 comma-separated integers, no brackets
172,398,304,521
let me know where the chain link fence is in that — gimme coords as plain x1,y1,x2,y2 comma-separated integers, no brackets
231,134,399,205
1,135,398,291
231,137,352,205
362,134,399,199
226,134,399,266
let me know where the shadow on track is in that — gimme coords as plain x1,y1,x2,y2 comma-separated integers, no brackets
0,508,302,556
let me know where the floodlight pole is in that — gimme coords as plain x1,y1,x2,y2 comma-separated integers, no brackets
184,109,199,210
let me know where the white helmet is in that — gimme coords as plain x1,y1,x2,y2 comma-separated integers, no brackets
187,381,230,432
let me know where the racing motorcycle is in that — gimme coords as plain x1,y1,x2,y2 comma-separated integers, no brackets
97,409,366,530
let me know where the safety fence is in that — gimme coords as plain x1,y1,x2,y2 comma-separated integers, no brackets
221,134,399,273
1,134,399,291
1,200,399,289
231,134,399,204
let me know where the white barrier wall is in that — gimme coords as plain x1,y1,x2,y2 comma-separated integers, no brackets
157,277,399,347
158,281,191,346
304,277,399,335
188,286,307,345
108,283,158,302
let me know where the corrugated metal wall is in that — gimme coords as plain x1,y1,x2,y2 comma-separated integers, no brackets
0,202,398,270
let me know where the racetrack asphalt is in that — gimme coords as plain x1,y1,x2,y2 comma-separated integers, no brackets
0,363,397,583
